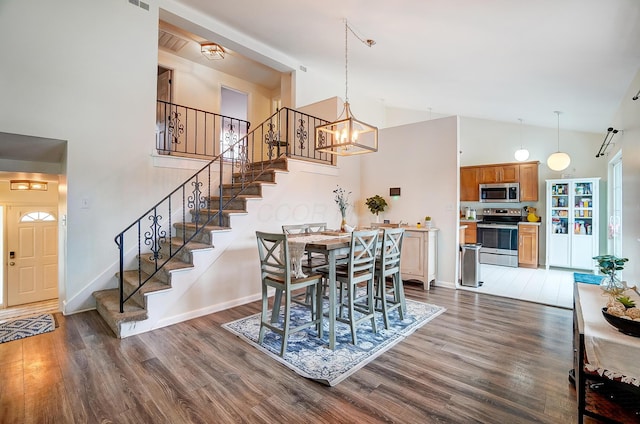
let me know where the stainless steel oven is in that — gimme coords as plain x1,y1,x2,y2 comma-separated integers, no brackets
477,208,522,267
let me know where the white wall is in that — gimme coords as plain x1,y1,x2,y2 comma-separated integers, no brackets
163,158,361,317
459,116,608,265
609,69,640,284
0,0,199,312
360,116,460,286
158,50,273,124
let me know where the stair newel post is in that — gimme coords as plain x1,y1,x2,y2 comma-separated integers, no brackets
218,155,224,227
116,233,125,313
284,109,290,159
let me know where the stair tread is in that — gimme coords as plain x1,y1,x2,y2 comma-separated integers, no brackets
209,195,260,200
164,238,213,251
140,255,194,272
221,182,272,188
198,209,247,215
94,289,147,322
175,222,232,232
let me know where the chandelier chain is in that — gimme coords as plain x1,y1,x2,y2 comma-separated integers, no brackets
344,20,349,102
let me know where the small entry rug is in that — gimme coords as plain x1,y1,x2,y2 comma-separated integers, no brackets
0,313,56,344
222,299,445,386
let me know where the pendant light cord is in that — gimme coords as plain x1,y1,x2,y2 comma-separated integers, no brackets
343,19,375,104
519,118,523,149
555,111,561,151
344,20,349,103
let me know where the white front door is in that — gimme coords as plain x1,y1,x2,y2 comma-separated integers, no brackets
7,206,58,306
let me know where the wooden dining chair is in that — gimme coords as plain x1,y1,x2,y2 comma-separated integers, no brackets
283,223,329,271
282,224,309,234
320,229,379,345
255,231,323,356
305,222,327,233
375,228,406,329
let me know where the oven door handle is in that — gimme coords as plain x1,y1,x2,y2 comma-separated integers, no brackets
477,224,519,229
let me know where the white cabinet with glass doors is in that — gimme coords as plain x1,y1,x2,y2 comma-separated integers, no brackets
545,178,600,271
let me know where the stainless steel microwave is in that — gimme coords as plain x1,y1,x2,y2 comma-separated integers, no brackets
479,183,520,203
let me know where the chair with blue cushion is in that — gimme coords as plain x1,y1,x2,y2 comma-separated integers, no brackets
256,231,323,356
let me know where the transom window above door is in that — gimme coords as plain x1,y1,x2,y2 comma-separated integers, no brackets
20,211,56,222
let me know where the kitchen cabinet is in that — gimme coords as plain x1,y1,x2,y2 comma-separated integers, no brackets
401,228,438,290
460,167,480,201
480,164,519,183
518,163,539,202
546,178,600,271
518,223,539,268
460,221,477,243
460,161,538,202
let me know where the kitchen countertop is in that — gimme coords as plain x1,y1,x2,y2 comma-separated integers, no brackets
459,218,480,223
400,226,439,232
518,221,541,226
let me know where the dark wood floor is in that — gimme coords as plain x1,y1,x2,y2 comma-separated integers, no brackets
0,285,594,423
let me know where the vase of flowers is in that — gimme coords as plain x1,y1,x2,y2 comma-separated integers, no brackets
365,195,388,223
334,186,351,232
593,254,628,298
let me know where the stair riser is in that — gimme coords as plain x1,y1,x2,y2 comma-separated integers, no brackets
233,172,276,183
222,185,262,197
139,260,171,284
248,158,287,172
207,197,247,210
190,212,230,227
95,301,121,337
174,225,213,244
122,280,147,309
158,242,194,265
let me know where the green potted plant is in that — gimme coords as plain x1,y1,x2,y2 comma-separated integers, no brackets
593,254,628,297
424,216,432,228
365,195,388,222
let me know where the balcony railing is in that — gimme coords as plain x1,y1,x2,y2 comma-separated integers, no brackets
156,101,334,165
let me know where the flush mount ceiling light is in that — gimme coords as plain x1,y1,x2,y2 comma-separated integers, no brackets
10,180,48,191
546,111,571,171
315,19,378,156
200,42,225,60
514,118,530,162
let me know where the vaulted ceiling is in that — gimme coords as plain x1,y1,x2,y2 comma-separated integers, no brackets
167,0,640,133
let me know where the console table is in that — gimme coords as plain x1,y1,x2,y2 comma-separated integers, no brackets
573,282,640,423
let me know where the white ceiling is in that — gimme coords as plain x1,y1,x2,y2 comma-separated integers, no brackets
169,0,640,133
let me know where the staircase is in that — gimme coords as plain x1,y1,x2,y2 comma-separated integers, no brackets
93,157,289,337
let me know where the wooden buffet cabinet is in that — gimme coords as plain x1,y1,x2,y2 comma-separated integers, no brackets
461,161,539,202
400,228,438,291
517,223,539,268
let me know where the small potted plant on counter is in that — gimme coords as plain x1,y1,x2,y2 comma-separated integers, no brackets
365,194,388,223
424,216,432,228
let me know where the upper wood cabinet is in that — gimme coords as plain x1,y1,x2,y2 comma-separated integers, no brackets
518,162,539,202
460,167,480,201
460,161,539,202
480,164,519,183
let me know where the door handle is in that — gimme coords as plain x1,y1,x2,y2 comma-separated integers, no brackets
9,262,15,266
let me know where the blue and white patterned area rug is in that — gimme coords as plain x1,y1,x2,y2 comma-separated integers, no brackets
222,299,445,386
0,314,56,344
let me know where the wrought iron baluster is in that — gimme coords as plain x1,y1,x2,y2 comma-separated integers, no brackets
144,210,166,262
296,118,307,150
168,110,184,145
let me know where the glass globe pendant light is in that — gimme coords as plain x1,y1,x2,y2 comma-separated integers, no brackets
547,111,571,171
514,118,529,161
